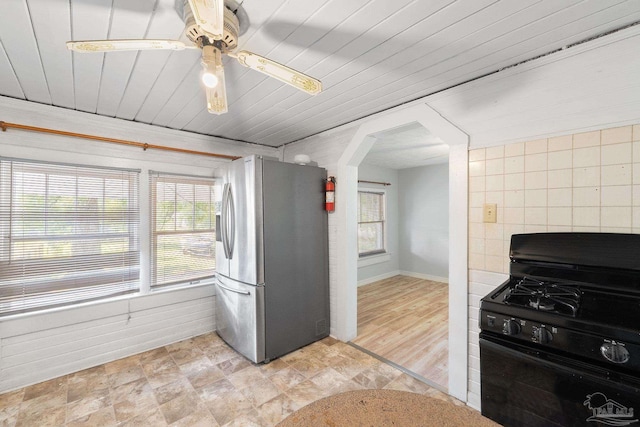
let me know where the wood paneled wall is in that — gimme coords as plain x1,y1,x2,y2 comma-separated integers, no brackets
0,286,214,393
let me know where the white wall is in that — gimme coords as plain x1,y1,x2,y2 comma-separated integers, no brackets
427,24,640,149
357,163,399,285
0,96,278,392
466,269,506,410
398,163,449,281
357,162,450,285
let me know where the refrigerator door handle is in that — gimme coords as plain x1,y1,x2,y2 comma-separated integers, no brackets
221,183,230,259
228,185,236,259
217,281,251,295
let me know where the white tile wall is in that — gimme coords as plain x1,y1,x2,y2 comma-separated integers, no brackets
468,124,640,273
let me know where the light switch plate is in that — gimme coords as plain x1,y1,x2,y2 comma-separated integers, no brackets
483,203,497,223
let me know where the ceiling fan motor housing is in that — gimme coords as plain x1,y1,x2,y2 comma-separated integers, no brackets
183,1,239,51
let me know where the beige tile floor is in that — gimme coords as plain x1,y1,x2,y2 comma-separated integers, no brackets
0,333,464,427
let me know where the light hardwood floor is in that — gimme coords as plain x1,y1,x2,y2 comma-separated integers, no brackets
352,275,448,389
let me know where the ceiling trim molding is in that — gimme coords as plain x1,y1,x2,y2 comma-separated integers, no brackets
427,21,640,106
0,95,278,154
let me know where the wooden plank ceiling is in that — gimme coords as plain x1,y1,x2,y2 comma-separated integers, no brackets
0,0,639,147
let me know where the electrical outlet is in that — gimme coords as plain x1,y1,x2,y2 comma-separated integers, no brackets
483,203,497,223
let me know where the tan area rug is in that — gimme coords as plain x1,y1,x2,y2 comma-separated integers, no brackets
277,389,499,427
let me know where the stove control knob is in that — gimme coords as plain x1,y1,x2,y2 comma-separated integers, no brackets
502,319,521,336
600,341,630,364
532,326,552,344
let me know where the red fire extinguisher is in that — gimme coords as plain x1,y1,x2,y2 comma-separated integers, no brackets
325,176,336,212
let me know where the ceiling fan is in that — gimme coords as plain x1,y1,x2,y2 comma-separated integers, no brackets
66,0,322,115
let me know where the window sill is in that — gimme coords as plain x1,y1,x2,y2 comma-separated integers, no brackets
1,281,216,322
358,252,391,267
151,278,216,293
0,285,215,340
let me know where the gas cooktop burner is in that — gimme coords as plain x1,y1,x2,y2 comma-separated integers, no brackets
503,277,581,316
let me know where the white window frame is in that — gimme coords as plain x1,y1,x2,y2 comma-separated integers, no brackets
357,188,387,258
149,171,217,289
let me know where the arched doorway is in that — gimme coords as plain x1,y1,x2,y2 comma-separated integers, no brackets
331,103,469,400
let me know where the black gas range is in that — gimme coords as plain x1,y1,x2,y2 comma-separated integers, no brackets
480,233,640,427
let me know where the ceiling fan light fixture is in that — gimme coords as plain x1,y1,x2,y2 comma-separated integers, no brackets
201,45,228,114
201,44,223,88
207,85,228,115
201,70,219,88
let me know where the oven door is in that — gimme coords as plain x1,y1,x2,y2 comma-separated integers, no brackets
480,333,640,427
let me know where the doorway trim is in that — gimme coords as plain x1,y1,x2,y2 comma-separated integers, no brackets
334,103,469,401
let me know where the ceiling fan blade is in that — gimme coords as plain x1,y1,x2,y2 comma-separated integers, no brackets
66,39,193,52
187,0,224,40
231,51,322,95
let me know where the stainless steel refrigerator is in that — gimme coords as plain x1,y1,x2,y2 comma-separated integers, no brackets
215,155,330,363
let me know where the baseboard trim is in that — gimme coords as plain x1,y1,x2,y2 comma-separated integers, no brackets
357,270,401,287
357,270,449,287
399,270,449,284
467,401,481,411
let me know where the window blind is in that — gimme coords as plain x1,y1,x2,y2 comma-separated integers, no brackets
357,190,386,255
0,158,140,316
150,172,216,288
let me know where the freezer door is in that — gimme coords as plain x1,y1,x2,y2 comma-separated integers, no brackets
227,156,264,285
214,274,265,363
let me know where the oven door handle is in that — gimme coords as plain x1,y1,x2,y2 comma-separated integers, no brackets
480,334,622,378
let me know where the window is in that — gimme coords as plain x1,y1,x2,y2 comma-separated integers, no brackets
357,190,386,256
150,172,216,288
0,158,140,316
